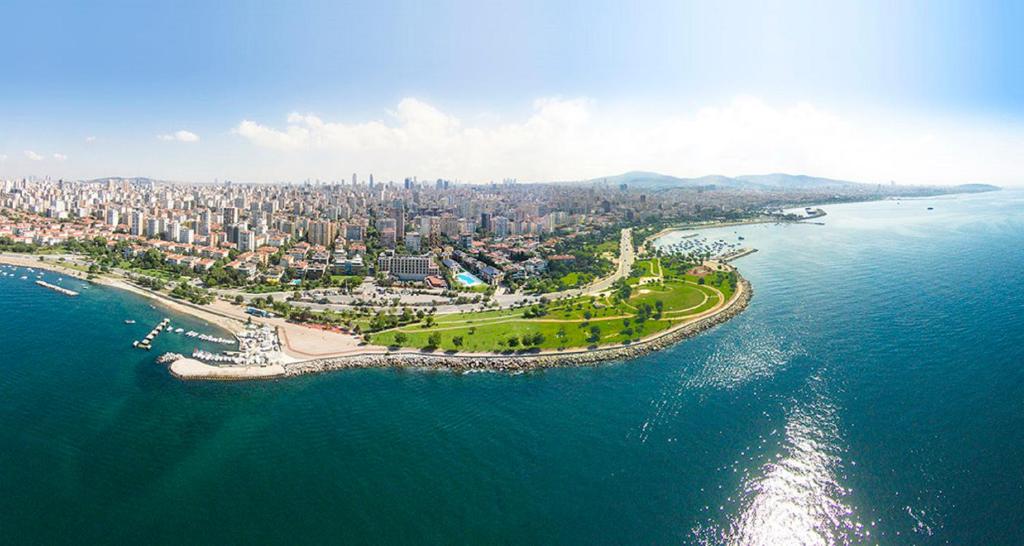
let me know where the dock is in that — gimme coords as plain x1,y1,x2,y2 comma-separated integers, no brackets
719,247,759,262
133,318,170,350
35,280,79,296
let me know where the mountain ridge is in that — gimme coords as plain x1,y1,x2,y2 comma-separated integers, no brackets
565,171,999,192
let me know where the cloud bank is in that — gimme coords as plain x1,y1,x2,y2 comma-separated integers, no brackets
233,97,1023,186
24,150,44,161
158,130,200,142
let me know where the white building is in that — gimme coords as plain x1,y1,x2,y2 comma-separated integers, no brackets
376,251,438,281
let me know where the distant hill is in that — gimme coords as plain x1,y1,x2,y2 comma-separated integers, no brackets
85,176,164,185
952,183,1001,192
573,171,863,191
569,171,998,192
734,173,862,190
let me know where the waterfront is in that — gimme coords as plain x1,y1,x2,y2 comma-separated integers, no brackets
2,191,1024,544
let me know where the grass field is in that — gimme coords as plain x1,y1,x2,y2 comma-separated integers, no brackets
368,267,739,353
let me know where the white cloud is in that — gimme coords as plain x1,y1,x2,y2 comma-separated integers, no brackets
233,97,1023,185
24,150,44,161
158,130,200,142
85,136,97,143
53,153,68,161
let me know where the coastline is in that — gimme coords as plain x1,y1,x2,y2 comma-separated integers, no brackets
0,253,246,335
171,276,752,380
2,251,753,381
284,278,752,376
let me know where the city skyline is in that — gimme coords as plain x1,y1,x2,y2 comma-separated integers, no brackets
2,0,1023,185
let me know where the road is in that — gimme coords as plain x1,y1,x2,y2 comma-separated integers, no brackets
584,227,634,295
496,227,635,305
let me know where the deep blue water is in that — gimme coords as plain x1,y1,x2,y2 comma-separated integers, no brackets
1,191,1023,544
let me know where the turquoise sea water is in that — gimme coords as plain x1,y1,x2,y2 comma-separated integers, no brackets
2,191,1023,544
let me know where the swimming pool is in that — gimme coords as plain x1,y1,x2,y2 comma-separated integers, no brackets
455,271,483,286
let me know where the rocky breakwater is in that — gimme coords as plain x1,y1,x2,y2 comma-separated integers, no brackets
285,278,753,377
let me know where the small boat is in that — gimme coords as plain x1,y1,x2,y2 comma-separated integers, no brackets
175,328,184,333
927,207,934,210
124,320,136,324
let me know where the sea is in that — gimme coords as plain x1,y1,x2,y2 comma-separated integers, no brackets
1,190,1023,545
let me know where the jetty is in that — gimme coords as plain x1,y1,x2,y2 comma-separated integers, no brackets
720,247,758,262
133,318,170,350
34,280,79,296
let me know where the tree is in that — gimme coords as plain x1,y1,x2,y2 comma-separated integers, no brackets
452,335,464,348
394,332,408,345
234,295,244,305
426,332,442,349
507,336,520,348
588,325,601,343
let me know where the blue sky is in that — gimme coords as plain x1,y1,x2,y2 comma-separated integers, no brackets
1,0,1022,185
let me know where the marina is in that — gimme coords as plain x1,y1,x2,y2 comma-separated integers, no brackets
167,324,284,369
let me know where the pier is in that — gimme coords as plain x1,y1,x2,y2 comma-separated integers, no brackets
35,280,79,296
133,318,170,350
720,247,759,262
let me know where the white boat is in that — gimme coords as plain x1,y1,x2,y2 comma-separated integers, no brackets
125,320,136,324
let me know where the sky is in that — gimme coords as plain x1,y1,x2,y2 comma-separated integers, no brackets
1,0,1022,186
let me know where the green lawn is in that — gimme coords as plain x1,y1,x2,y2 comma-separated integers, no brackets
369,273,737,352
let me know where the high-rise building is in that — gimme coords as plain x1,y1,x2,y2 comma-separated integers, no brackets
238,229,256,252
146,218,160,238
309,220,336,246
345,223,366,242
493,215,510,238
199,210,211,236
129,211,145,236
105,208,119,227
404,231,421,253
380,228,396,249
391,201,405,236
